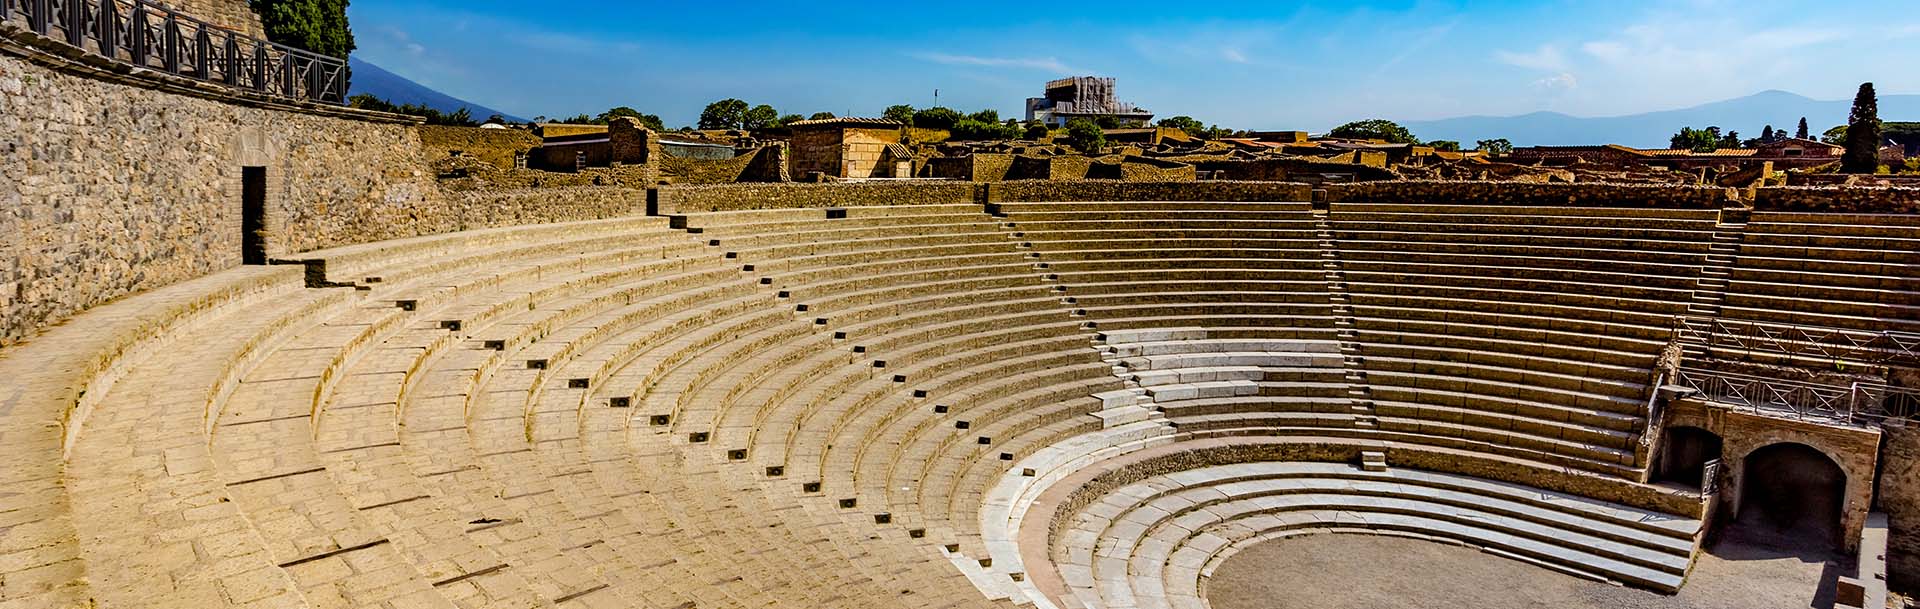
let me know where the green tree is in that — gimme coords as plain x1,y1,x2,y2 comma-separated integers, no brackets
346,94,476,126
1425,140,1461,152
1474,138,1514,156
1796,117,1811,139
698,98,749,130
776,114,805,127
743,104,780,130
251,0,355,57
1670,127,1719,152
948,119,1021,141
1023,123,1050,140
912,107,964,130
1721,130,1742,149
596,107,664,131
1156,116,1207,137
251,0,354,87
808,111,837,120
883,104,916,125
968,109,1001,124
1822,125,1848,145
1064,118,1106,153
1842,82,1882,174
1328,119,1418,144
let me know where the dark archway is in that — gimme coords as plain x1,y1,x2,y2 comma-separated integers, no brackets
1654,425,1722,489
1736,442,1846,550
242,166,268,265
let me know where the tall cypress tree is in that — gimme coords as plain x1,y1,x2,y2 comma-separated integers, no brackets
1842,82,1882,173
1796,117,1810,140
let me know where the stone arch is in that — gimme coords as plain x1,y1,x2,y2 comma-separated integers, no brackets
1732,441,1848,550
1653,425,1722,488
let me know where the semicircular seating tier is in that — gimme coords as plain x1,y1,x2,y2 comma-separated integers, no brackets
2,198,1913,609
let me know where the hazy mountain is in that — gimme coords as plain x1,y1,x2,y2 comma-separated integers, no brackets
1402,90,1920,148
348,57,525,123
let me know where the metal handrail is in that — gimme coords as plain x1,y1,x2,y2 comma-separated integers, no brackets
1672,316,1920,367
1,0,347,104
1672,367,1920,425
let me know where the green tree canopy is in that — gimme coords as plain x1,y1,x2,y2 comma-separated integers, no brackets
251,0,355,57
1822,125,1848,145
1156,116,1207,137
347,94,475,126
1796,117,1811,140
912,107,964,130
1064,118,1106,153
1842,82,1882,173
967,109,1001,124
1023,123,1050,140
1425,140,1461,152
1328,119,1418,144
743,104,780,130
948,119,1022,141
1474,138,1514,156
882,104,916,125
808,111,837,120
698,98,749,130
776,114,805,127
596,107,665,131
1670,127,1720,152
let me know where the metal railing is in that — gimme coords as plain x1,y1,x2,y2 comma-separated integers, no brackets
1,0,346,103
1672,367,1920,425
1673,316,1920,367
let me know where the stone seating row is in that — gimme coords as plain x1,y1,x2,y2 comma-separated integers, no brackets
1047,461,1700,609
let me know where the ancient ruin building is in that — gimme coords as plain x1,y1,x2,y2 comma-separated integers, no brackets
786,117,906,179
1025,76,1155,127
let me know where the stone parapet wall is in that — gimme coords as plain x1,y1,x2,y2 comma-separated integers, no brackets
654,182,978,213
1754,186,1920,214
1325,180,1734,208
0,47,435,347
988,180,1310,202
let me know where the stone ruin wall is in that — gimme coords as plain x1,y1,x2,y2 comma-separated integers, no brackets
165,0,266,38
1880,423,1920,590
0,40,644,347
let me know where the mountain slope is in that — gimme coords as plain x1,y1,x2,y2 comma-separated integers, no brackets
1403,90,1920,148
348,57,524,122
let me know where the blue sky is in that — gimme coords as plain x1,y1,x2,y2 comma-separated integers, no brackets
349,0,1920,130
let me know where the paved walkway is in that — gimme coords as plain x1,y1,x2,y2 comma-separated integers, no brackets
1207,526,1844,609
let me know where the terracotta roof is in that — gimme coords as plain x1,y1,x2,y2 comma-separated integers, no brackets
786,117,903,128
1641,148,1756,157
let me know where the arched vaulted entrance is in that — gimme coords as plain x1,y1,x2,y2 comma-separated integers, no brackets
1654,426,1722,489
1734,442,1846,550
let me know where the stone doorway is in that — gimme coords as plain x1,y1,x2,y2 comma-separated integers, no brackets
242,166,267,265
1735,441,1847,550
1655,425,1723,489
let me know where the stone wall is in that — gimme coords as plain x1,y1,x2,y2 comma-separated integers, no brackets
658,145,790,185
926,154,1013,182
1326,180,1734,208
1191,157,1399,182
654,182,978,213
169,0,265,38
419,125,541,169
1754,186,1920,214
988,180,1310,202
0,42,433,347
1881,422,1920,591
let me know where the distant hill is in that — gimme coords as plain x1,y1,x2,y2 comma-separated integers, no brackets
1402,90,1920,148
348,57,524,123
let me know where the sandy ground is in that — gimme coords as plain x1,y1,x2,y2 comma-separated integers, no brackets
1205,524,1845,609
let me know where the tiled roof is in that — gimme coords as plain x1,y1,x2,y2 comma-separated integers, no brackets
786,117,903,128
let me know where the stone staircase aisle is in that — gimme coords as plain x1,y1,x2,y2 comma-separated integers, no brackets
1315,207,1379,431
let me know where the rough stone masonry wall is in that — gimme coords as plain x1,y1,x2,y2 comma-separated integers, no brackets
1754,186,1920,214
1879,423,1920,592
1325,180,1734,208
168,0,266,38
989,180,1310,202
419,125,542,170
0,45,437,347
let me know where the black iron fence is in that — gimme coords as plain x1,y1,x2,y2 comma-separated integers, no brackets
1,0,347,103
1672,367,1920,425
1673,316,1920,367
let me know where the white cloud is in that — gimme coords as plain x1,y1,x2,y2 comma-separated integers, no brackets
1221,48,1249,64
1532,72,1577,91
914,52,1076,74
1494,44,1567,71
